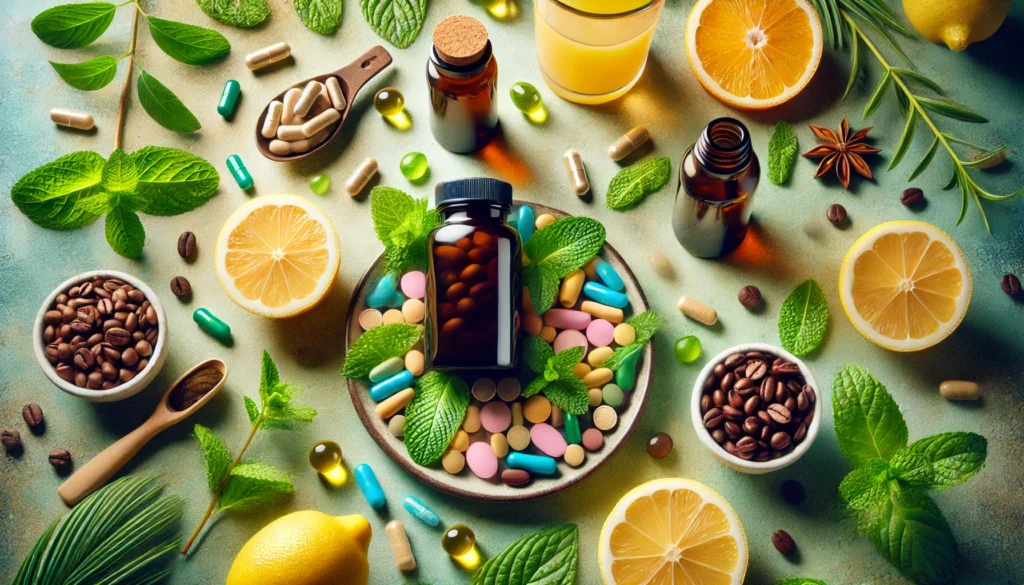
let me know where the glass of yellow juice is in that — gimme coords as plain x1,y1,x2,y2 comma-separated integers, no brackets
534,0,665,105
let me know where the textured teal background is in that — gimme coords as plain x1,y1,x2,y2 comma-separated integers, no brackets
2,1,1023,584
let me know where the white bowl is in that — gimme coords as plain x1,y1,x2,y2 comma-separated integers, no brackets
690,343,821,474
33,270,168,403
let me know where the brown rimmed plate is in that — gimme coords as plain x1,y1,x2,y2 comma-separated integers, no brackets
345,202,653,502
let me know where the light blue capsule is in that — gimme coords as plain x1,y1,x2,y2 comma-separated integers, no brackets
583,281,629,309
226,154,253,190
387,290,407,308
506,452,558,476
595,258,625,291
370,369,414,401
354,463,386,509
367,272,398,309
517,205,535,245
402,495,440,527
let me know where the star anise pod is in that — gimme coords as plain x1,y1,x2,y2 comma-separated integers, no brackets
802,118,881,189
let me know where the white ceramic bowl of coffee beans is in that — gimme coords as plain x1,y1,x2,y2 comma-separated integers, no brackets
690,343,821,474
33,270,168,403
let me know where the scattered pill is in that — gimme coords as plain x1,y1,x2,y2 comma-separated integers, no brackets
649,251,675,279
647,432,673,459
293,80,324,118
374,87,405,117
359,308,383,330
442,524,476,557
562,149,590,196
309,173,330,195
511,401,524,426
530,423,567,458
400,152,428,181
588,388,603,407
403,495,440,526
553,329,588,357
370,357,405,382
344,156,378,196
277,124,305,141
226,154,253,190
677,296,718,326
269,140,291,156
481,401,512,433
50,107,95,130
376,388,414,419
507,425,531,450
281,87,301,124
586,319,615,347
367,273,398,309
441,449,465,474
613,323,636,346
506,452,558,475
385,520,416,572
451,430,470,452
583,282,628,309
389,414,405,438
564,444,585,467
583,257,600,280
602,383,625,408
596,259,626,291
245,41,291,70
490,432,509,458
582,428,604,451
524,311,543,336
549,404,564,427
535,213,557,231
463,405,482,433
301,107,340,138
615,351,641,391
939,380,980,401
382,309,405,325
369,370,414,402
523,395,552,424
261,101,284,139
588,346,614,368
559,269,586,308
308,440,342,475
545,308,592,330
502,468,531,486
466,442,499,479
404,349,424,376
593,405,618,431
540,326,557,343
217,79,241,117
193,307,231,343
402,299,425,323
354,463,386,508
472,378,497,402
509,81,543,114
674,335,702,363
517,205,536,245
609,125,650,161
580,300,623,324
497,377,521,402
582,367,613,388
573,362,592,379
564,413,582,445
324,76,347,110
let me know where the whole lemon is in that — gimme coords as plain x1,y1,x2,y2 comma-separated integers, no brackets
902,0,1011,51
226,511,372,585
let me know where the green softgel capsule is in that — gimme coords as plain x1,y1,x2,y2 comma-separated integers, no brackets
194,307,232,344
226,154,253,190
374,87,405,117
674,335,702,363
309,174,330,195
217,79,240,118
400,152,428,181
509,82,543,114
615,350,640,391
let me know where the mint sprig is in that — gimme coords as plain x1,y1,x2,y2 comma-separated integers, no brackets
370,186,440,273
404,372,470,466
342,323,422,379
521,336,588,415
470,524,578,585
523,217,606,314
768,121,799,185
606,157,671,211
604,310,661,371
778,279,829,356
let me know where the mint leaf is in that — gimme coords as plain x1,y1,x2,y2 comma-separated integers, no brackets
132,146,220,215
550,345,584,374
832,365,908,467
196,0,270,28
147,16,231,65
540,377,589,415
522,375,549,399
604,310,662,371
263,403,318,429
218,462,293,512
405,372,470,466
102,150,138,194
31,2,117,48
863,489,957,585
778,279,828,356
105,204,145,259
343,323,421,378
137,69,201,133
523,217,606,313
49,56,119,91
193,424,233,491
11,151,106,229
777,579,829,585
361,0,427,49
258,349,281,406
606,157,671,210
768,121,798,185
839,459,890,510
369,186,439,272
523,335,555,374
888,448,935,488
523,263,562,317
243,396,260,423
471,524,578,585
909,432,986,490
295,0,343,34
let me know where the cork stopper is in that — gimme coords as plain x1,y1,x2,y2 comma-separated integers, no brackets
432,15,489,67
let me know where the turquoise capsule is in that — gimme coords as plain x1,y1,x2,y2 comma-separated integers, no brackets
615,350,640,391
507,452,558,476
370,369,414,401
193,307,232,343
226,154,253,190
595,258,625,292
367,272,398,309
564,413,582,445
217,79,241,117
387,290,406,309
583,281,629,309
354,463,386,509
517,205,535,244
402,495,440,527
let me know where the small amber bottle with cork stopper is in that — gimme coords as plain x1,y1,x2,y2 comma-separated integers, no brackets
427,15,499,153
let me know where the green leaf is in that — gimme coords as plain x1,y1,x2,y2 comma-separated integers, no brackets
132,146,220,215
917,96,987,123
777,579,830,585
888,448,935,488
892,68,945,96
523,217,606,313
522,263,562,317
259,349,281,407
470,524,578,585
102,149,139,194
244,396,260,423
342,323,422,378
137,69,202,133
839,459,890,510
147,16,231,65
295,0,343,35
523,335,555,374
361,0,427,49
768,121,799,185
832,364,908,467
369,186,439,272
863,489,958,585
404,372,470,466
550,345,585,374
264,402,317,429
77,191,117,216
888,110,916,170
105,204,145,259
603,310,662,371
908,136,939,181
522,375,550,399
908,432,987,490
196,0,271,28
842,28,860,100
541,377,589,415
10,151,106,229
606,157,672,210
49,56,119,91
31,2,117,48
218,462,293,512
193,424,233,492
863,71,891,118
778,279,828,356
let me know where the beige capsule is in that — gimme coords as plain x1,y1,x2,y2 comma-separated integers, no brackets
559,269,585,308
587,346,614,368
580,300,623,324
261,101,284,139
293,80,324,118
325,76,347,110
289,128,330,154
376,388,414,419
245,41,291,71
588,388,603,407
649,251,676,279
582,367,613,388
50,108,94,130
277,124,306,141
345,157,379,196
677,296,718,326
562,149,590,196
490,432,509,458
550,404,563,428
386,521,416,572
572,362,592,379
608,125,650,161
510,401,524,426
939,380,980,401
302,108,340,138
281,88,302,124
268,140,292,156
404,349,425,376
463,405,482,433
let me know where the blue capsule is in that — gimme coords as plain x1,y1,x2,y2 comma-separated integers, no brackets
226,154,253,190
583,281,629,309
370,369,414,401
354,463,386,509
402,495,440,527
595,258,625,291
387,290,407,309
517,205,535,245
217,79,241,117
506,452,558,476
367,272,398,309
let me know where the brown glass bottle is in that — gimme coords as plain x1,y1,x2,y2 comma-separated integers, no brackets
426,179,521,370
672,118,760,258
427,15,499,153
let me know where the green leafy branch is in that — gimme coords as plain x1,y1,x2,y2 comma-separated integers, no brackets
369,186,440,274
182,351,317,555
521,336,589,415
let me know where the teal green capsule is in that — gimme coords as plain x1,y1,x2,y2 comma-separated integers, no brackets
615,350,640,391
217,79,241,117
193,307,232,343
226,155,253,190
564,413,581,445
509,82,543,114
309,174,330,195
399,152,428,181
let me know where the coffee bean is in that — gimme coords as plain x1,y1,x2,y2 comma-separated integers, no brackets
700,394,711,413
771,431,792,450
170,276,192,299
746,360,768,381
711,429,726,443
724,421,742,439
703,408,724,428
56,363,75,382
136,339,153,357
768,403,792,424
106,327,131,347
794,422,808,443
719,373,735,392
772,529,796,556
97,297,114,314
127,289,144,303
784,395,797,412
712,389,726,407
101,361,118,380
119,368,136,383
780,480,806,505
826,203,847,225
760,378,777,402
724,353,746,368
728,390,744,409
736,436,758,453
48,448,72,469
2,429,22,454
738,285,762,308
797,389,810,412
178,231,197,259
744,395,761,415
44,310,63,325
87,371,103,389
22,403,44,428
723,405,745,422
73,347,95,370
900,187,924,207
743,416,761,436
1001,274,1021,297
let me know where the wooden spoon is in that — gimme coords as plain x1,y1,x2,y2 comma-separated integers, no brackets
57,359,228,506
255,45,393,162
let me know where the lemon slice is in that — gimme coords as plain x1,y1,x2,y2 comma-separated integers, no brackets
216,195,340,318
599,478,747,585
686,0,823,109
839,220,971,352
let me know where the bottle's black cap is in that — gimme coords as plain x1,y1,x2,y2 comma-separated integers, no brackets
435,178,512,208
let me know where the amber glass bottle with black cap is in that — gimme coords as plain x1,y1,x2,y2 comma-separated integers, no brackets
427,15,499,153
